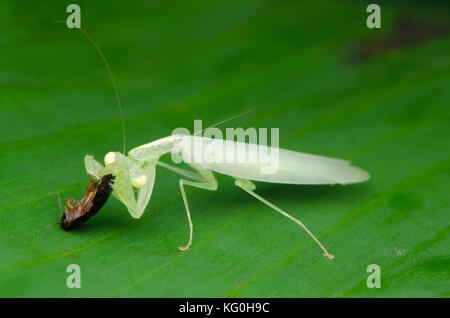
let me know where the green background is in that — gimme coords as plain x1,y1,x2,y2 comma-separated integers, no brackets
0,0,449,297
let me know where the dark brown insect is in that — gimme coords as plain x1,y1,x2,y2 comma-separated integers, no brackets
60,174,115,230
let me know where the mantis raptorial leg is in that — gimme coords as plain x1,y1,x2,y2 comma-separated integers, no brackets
85,154,157,219
235,179,335,259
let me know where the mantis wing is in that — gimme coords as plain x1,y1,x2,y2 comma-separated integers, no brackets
181,136,370,185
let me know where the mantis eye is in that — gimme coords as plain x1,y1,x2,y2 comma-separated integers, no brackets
105,152,116,165
132,174,148,188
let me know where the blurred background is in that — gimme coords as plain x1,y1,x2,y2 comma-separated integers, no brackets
0,1,449,297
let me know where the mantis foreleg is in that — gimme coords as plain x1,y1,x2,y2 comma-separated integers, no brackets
85,154,157,219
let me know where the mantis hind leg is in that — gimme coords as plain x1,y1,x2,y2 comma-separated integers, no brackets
234,178,335,260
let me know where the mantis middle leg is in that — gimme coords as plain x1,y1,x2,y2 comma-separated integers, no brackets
158,162,218,251
178,178,217,251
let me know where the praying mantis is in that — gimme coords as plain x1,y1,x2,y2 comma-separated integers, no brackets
54,24,370,260
81,134,370,259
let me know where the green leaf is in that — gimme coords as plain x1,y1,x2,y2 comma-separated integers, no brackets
0,0,449,297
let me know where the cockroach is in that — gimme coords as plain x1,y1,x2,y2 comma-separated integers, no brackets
60,174,115,230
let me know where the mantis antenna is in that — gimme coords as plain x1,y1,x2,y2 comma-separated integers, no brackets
193,108,254,136
54,21,126,154
56,20,253,151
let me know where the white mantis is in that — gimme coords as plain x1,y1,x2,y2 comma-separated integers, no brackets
57,23,370,260
84,133,370,259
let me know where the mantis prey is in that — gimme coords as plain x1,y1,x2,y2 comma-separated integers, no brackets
54,25,370,260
